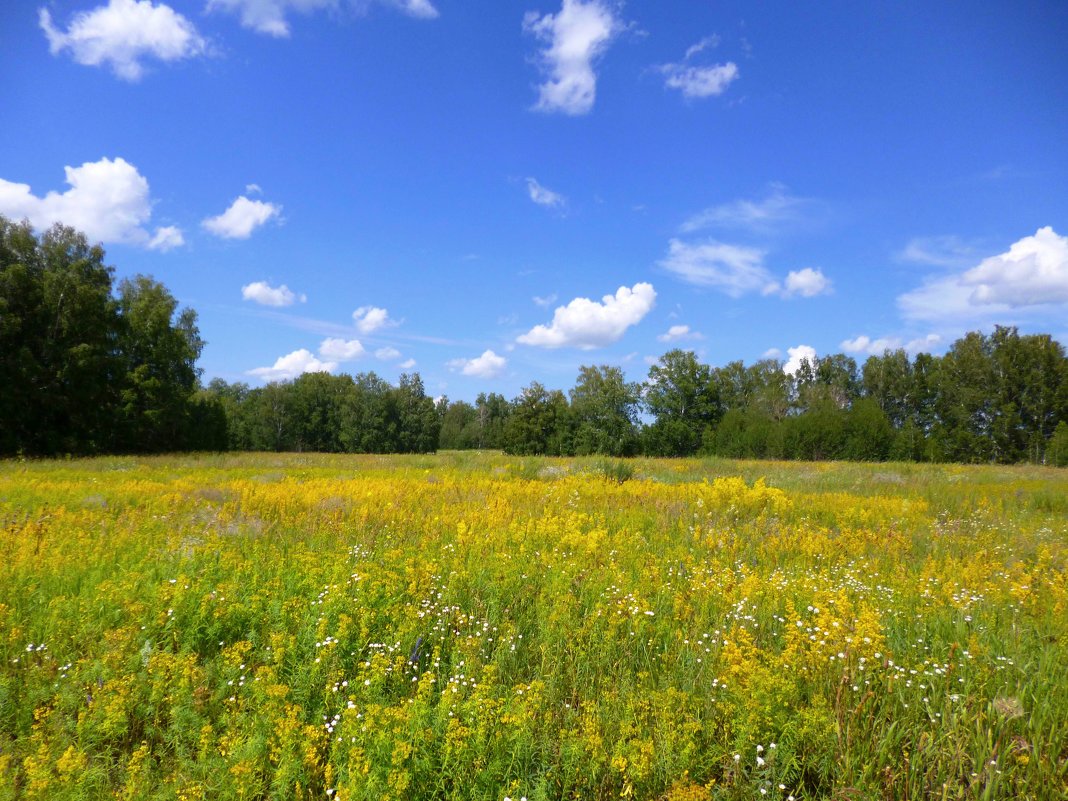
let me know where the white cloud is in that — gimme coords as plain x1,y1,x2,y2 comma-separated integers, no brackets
247,348,336,381
659,62,738,99
659,238,773,297
680,185,811,234
517,282,655,349
399,358,417,369
780,267,832,298
684,34,719,60
533,293,558,308
147,225,184,251
245,183,263,195
385,0,439,19
523,0,622,115
899,227,1068,321
375,346,402,360
657,324,703,343
39,0,207,81
783,345,816,375
906,334,942,354
959,227,1068,306
319,337,365,361
526,177,566,209
762,347,782,359
0,156,180,249
353,306,396,334
840,335,901,356
202,195,281,239
207,0,437,37
447,349,507,379
841,333,943,356
241,280,306,306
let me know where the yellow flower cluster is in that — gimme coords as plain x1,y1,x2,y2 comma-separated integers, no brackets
0,452,1065,800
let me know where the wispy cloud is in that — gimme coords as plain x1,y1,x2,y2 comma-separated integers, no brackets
526,177,566,209
207,0,438,38
657,34,738,100
898,235,980,268
681,185,814,234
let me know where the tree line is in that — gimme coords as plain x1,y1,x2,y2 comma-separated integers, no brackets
4,216,1068,464
1,217,213,455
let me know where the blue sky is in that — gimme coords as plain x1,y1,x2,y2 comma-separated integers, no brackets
2,0,1067,401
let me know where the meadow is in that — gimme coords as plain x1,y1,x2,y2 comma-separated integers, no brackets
0,453,1065,801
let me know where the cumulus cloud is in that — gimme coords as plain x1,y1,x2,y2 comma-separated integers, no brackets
526,178,566,209
207,0,437,37
659,62,738,99
840,335,901,356
779,267,832,298
783,345,816,375
319,337,365,361
353,306,397,334
241,280,306,306
0,156,180,250
447,349,508,379
399,357,417,369
39,0,207,81
517,282,655,349
375,346,402,360
899,227,1068,321
523,0,622,115
681,185,812,234
247,348,336,380
762,347,782,359
659,239,772,297
202,195,281,239
657,324,703,343
841,333,943,356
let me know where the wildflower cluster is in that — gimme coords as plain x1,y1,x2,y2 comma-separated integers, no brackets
0,452,1065,800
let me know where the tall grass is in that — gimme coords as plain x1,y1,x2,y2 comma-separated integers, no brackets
0,453,1065,800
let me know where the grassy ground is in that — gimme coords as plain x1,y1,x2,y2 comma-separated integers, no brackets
1,452,1066,800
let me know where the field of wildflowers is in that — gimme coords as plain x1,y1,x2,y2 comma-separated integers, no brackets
1,452,1065,800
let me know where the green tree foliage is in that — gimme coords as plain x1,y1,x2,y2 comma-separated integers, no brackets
504,382,573,456
438,400,479,450
569,365,640,456
474,392,511,449
642,349,721,456
205,370,442,454
0,217,212,455
115,276,204,452
1049,421,1068,467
